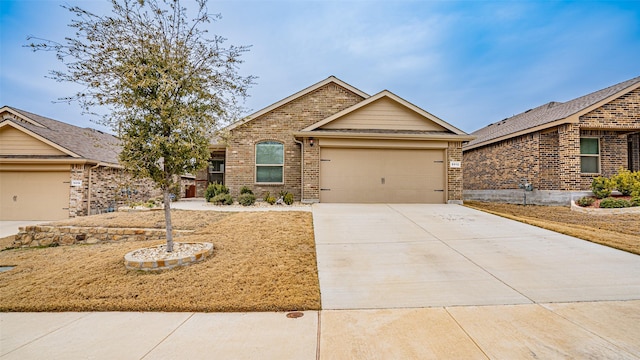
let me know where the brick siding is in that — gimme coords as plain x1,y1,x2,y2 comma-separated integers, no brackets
69,164,161,217
464,88,640,193
447,141,464,201
226,83,365,200
463,133,540,190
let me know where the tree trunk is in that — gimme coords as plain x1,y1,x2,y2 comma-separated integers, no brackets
163,188,174,253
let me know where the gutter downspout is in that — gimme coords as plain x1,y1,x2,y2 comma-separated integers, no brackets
293,137,304,202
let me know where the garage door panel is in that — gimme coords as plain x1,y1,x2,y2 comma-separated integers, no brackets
0,171,70,220
320,148,445,203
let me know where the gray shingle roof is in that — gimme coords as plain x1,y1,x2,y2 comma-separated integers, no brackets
2,106,121,165
465,76,640,149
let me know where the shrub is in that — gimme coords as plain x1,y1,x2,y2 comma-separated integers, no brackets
599,197,632,208
611,168,640,196
240,186,253,195
276,190,294,205
631,197,640,207
591,176,613,199
210,193,233,205
205,183,229,202
238,193,256,206
263,192,276,205
575,197,595,207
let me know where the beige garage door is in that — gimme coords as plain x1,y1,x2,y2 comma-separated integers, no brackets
320,148,445,203
0,171,70,220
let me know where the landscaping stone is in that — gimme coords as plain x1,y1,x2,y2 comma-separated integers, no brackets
124,242,214,271
13,226,193,248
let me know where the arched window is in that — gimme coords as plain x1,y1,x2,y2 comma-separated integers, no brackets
256,141,284,183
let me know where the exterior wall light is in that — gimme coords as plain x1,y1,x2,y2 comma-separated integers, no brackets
309,138,314,147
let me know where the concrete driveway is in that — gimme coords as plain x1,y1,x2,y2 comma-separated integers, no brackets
313,203,640,309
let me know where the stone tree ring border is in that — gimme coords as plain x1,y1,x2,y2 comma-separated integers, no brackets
124,242,214,271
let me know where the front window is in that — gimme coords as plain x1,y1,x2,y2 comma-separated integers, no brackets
256,141,284,183
580,137,600,173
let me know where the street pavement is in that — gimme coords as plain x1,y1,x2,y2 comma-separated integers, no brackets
1,202,639,359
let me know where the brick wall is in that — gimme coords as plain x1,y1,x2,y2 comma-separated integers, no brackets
464,88,639,194
447,141,463,202
302,137,320,201
630,134,640,171
69,164,161,217
577,88,640,189
463,133,540,190
579,130,628,188
580,88,640,129
538,130,560,189
226,83,365,200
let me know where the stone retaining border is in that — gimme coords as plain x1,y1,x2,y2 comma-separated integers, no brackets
13,226,193,248
570,200,640,215
124,242,214,271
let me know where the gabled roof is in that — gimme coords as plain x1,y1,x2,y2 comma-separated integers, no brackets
225,76,370,131
300,90,469,136
0,106,121,165
464,76,640,150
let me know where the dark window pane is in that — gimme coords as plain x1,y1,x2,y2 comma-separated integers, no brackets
581,156,599,173
580,138,599,155
256,166,283,183
256,142,284,164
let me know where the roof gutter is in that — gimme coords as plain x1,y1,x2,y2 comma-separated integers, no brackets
463,118,576,151
293,131,475,142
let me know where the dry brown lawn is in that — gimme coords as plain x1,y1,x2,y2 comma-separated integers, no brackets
0,210,320,312
465,201,640,255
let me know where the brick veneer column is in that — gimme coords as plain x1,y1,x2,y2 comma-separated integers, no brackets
302,138,320,202
558,124,581,191
447,141,463,202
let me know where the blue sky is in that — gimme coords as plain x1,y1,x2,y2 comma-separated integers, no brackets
1,0,639,133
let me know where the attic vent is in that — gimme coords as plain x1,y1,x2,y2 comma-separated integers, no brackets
547,101,561,108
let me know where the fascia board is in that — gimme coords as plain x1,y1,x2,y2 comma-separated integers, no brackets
1,106,46,128
293,130,475,142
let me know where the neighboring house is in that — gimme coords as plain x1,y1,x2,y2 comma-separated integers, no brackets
196,76,474,203
463,76,640,205
0,106,161,220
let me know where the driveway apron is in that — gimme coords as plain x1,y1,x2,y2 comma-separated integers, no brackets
313,203,640,310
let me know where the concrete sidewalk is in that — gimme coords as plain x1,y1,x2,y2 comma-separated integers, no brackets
2,301,639,359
